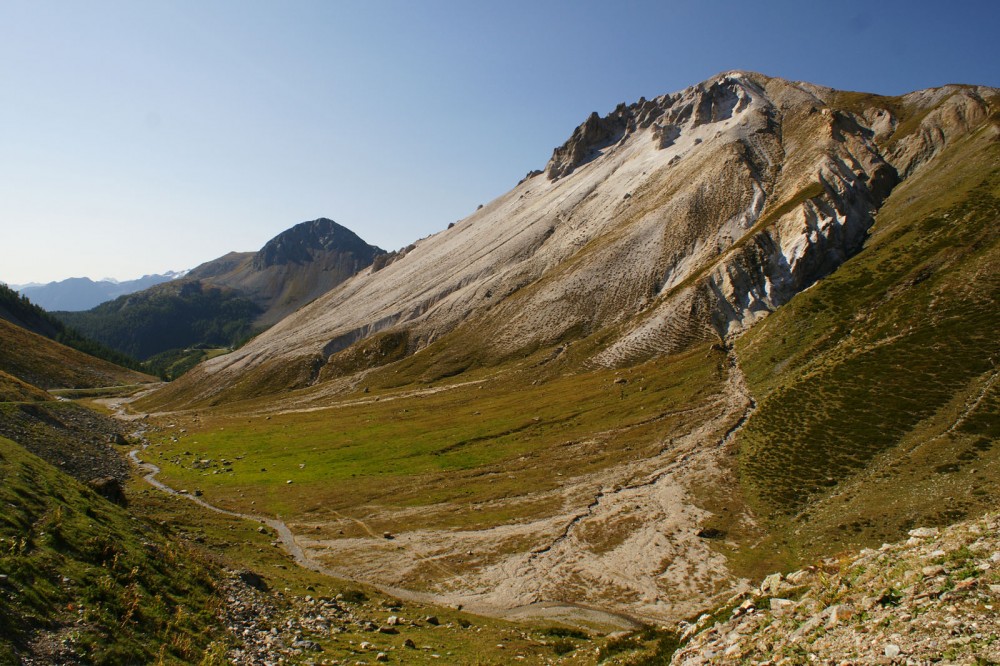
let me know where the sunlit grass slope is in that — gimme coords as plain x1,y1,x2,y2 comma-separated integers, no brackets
735,117,1000,563
0,317,153,391
0,436,227,665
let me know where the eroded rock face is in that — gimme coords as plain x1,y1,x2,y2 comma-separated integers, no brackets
544,75,758,180
151,72,999,408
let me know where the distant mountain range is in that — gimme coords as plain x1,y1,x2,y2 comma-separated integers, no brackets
14,271,188,311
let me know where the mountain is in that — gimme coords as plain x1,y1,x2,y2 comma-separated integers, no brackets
134,71,999,628
152,72,997,407
15,271,187,311
55,218,385,364
186,217,385,327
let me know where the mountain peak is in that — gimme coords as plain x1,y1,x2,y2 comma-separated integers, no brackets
252,218,381,269
545,71,763,180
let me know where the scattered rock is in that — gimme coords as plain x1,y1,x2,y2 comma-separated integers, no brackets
825,604,855,627
769,598,794,615
760,572,784,595
292,639,322,652
672,511,1000,665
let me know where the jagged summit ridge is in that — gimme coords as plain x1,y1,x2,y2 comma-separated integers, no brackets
149,71,1000,408
545,72,759,180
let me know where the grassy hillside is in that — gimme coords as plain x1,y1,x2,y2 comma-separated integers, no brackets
734,113,1000,568
0,370,51,403
0,317,153,391
0,436,228,665
140,343,725,535
0,284,143,372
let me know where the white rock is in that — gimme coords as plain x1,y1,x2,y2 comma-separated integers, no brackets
769,598,794,615
825,604,855,627
760,572,784,594
884,643,901,657
908,527,939,538
786,569,811,584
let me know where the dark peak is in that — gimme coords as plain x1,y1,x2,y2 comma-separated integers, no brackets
252,218,384,270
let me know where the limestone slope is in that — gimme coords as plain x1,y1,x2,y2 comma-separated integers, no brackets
150,71,998,409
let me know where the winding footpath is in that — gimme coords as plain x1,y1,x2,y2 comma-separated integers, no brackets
124,430,640,631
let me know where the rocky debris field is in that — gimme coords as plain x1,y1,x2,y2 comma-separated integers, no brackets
672,513,1000,665
219,571,531,665
0,401,130,484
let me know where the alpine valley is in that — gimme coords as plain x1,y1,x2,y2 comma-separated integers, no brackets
2,71,998,664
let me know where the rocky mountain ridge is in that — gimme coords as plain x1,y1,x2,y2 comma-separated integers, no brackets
129,70,998,638
188,217,385,326
150,71,998,408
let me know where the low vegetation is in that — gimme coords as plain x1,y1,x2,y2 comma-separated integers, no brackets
0,318,153,391
0,436,228,665
143,343,726,535
734,117,1000,570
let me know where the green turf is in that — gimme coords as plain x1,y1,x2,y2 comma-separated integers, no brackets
732,117,1000,572
146,344,727,532
0,436,228,665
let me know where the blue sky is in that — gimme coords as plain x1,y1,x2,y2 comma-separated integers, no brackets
2,0,998,284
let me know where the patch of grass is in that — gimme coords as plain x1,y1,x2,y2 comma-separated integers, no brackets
144,344,725,534
543,626,590,640
0,318,153,392
596,625,681,664
0,370,52,403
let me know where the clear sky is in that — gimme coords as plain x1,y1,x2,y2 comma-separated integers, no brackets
2,0,998,285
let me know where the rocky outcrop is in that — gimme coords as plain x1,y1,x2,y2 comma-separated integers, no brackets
544,75,759,180
672,513,1000,664
545,107,632,180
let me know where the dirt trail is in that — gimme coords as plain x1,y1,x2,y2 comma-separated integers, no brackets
126,443,640,631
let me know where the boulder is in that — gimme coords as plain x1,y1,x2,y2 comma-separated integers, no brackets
88,477,127,506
